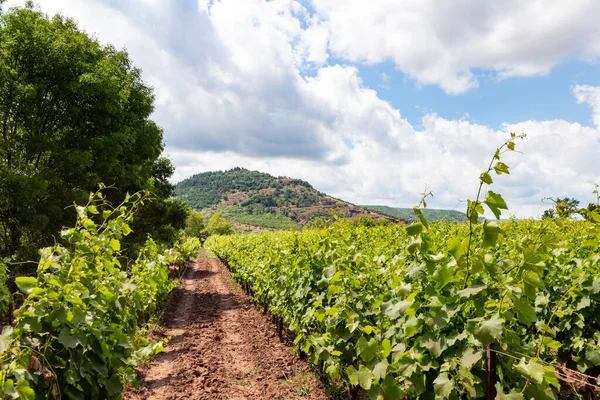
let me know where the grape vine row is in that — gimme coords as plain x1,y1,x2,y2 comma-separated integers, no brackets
208,136,600,399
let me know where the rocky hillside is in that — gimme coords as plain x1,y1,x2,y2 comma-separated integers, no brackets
175,168,397,230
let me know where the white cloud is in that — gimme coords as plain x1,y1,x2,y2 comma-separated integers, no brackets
5,0,600,218
306,0,600,93
573,84,600,127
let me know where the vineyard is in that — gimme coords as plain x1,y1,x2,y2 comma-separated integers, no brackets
0,190,200,399
0,4,599,398
207,215,600,399
207,138,600,399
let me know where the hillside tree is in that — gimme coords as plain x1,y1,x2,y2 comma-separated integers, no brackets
185,211,206,240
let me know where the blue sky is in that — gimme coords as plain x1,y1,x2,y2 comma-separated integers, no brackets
7,0,600,217
356,60,600,129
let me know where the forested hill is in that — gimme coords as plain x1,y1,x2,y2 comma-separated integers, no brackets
175,168,397,230
362,205,469,223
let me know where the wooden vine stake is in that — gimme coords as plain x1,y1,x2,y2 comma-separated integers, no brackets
277,317,283,339
486,345,497,400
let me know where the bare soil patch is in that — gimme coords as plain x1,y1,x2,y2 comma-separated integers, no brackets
126,252,330,400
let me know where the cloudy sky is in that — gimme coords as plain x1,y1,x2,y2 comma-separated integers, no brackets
6,0,600,217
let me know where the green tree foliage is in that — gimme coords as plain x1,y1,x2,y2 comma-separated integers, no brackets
207,213,234,236
184,211,206,239
555,197,580,218
0,5,186,264
542,208,556,219
542,197,591,220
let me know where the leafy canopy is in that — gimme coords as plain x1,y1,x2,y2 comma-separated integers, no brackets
0,4,186,265
207,213,234,236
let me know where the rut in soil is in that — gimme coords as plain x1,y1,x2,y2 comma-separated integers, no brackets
126,252,331,400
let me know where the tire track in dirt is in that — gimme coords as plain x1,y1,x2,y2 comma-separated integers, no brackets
126,251,330,400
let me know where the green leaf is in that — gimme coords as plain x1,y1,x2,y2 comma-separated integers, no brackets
484,191,508,219
507,141,516,151
381,339,392,358
433,266,454,290
385,297,414,320
348,365,375,390
323,265,337,279
347,366,359,386
474,313,504,345
372,359,388,380
406,237,422,254
65,370,80,385
515,358,544,384
110,239,121,251
480,172,493,185
457,283,485,298
58,328,79,349
405,222,423,236
15,277,38,295
422,334,444,357
522,270,545,289
325,362,341,379
380,376,402,400
495,383,524,400
105,375,123,396
460,347,482,369
16,381,35,400
576,296,591,310
356,337,379,362
544,365,560,389
586,348,600,366
483,220,503,247
513,296,537,326
433,372,454,398
87,353,109,377
541,337,561,351
493,162,510,175
0,326,13,355
122,223,132,236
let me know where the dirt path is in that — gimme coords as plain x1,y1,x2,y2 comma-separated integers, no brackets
126,251,331,400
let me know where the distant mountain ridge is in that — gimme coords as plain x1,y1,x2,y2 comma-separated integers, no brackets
175,168,398,230
362,205,469,223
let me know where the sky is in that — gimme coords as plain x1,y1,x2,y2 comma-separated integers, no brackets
5,0,600,218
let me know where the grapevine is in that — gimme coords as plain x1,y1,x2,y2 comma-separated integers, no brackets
0,188,191,399
208,135,600,399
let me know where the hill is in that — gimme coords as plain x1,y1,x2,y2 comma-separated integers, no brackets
362,205,469,223
175,168,397,230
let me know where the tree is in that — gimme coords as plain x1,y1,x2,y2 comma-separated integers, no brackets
207,213,234,236
185,211,206,240
542,197,581,219
541,208,556,219
555,197,580,218
0,5,186,265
